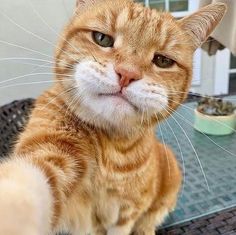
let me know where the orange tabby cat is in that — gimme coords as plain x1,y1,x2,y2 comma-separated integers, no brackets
0,1,226,235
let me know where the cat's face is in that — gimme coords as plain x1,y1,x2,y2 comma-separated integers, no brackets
55,0,226,134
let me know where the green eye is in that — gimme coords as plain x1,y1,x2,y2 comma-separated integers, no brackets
153,54,175,68
92,31,114,48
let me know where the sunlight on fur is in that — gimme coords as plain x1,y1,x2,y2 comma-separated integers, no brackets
0,0,226,235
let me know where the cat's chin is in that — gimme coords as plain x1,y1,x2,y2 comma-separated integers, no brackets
72,94,146,135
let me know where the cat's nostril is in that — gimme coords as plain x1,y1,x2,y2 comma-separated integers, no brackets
116,72,122,79
129,78,136,84
115,66,142,87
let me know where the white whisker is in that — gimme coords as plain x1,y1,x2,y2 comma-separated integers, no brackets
161,114,186,198
0,11,78,63
164,106,210,191
156,114,171,178
0,39,54,59
0,78,74,90
0,57,54,64
167,96,236,135
0,72,72,85
39,87,76,111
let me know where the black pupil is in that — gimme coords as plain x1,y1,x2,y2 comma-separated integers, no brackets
98,33,105,42
153,55,174,68
93,32,113,47
160,56,168,64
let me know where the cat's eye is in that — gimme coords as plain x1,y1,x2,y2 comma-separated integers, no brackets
152,54,175,68
92,31,114,48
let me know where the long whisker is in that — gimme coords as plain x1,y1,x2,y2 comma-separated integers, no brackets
148,83,236,134
0,11,79,63
0,40,78,69
167,103,236,158
0,57,54,64
27,0,99,63
154,85,236,158
162,105,210,191
2,61,75,72
160,113,186,198
39,87,76,111
0,40,54,59
156,114,171,178
64,94,79,118
0,78,74,90
167,89,236,101
0,57,76,73
27,0,80,55
167,96,236,135
0,72,73,85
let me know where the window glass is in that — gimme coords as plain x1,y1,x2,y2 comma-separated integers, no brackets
230,54,236,69
170,0,188,12
229,73,236,94
149,0,166,11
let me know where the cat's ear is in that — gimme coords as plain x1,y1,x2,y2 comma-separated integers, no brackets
76,0,97,8
178,3,227,49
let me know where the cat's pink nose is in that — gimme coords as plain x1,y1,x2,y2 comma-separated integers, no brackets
115,67,141,88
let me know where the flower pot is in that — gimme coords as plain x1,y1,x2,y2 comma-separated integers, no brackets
194,109,236,136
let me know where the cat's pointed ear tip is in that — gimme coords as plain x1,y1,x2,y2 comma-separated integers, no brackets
213,2,227,10
76,0,82,7
205,2,227,14
75,0,97,8
178,2,228,50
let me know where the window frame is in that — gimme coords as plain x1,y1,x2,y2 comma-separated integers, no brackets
230,54,236,74
171,0,199,18
144,0,199,17
214,50,236,95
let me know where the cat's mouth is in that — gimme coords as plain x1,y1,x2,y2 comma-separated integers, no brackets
98,92,138,110
99,92,126,100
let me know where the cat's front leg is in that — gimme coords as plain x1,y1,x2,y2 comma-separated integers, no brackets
107,219,136,235
0,158,53,235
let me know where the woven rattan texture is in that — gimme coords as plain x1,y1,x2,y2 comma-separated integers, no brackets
158,207,236,235
0,99,34,157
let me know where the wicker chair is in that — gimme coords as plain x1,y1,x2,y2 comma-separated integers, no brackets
0,99,35,157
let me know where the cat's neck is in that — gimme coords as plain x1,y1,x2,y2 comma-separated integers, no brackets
95,127,155,174
50,84,156,153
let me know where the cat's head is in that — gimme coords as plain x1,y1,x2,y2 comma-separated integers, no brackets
55,0,226,135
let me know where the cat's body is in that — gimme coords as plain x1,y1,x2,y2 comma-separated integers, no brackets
0,0,226,235
12,85,181,235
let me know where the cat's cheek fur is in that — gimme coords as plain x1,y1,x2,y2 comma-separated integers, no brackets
0,159,53,235
74,61,120,95
124,80,169,115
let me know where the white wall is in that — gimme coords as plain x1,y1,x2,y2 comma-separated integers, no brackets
192,50,216,96
192,49,231,96
0,0,75,105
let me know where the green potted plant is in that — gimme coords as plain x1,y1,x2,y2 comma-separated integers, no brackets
194,97,236,135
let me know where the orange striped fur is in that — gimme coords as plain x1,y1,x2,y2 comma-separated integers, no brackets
0,1,226,235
